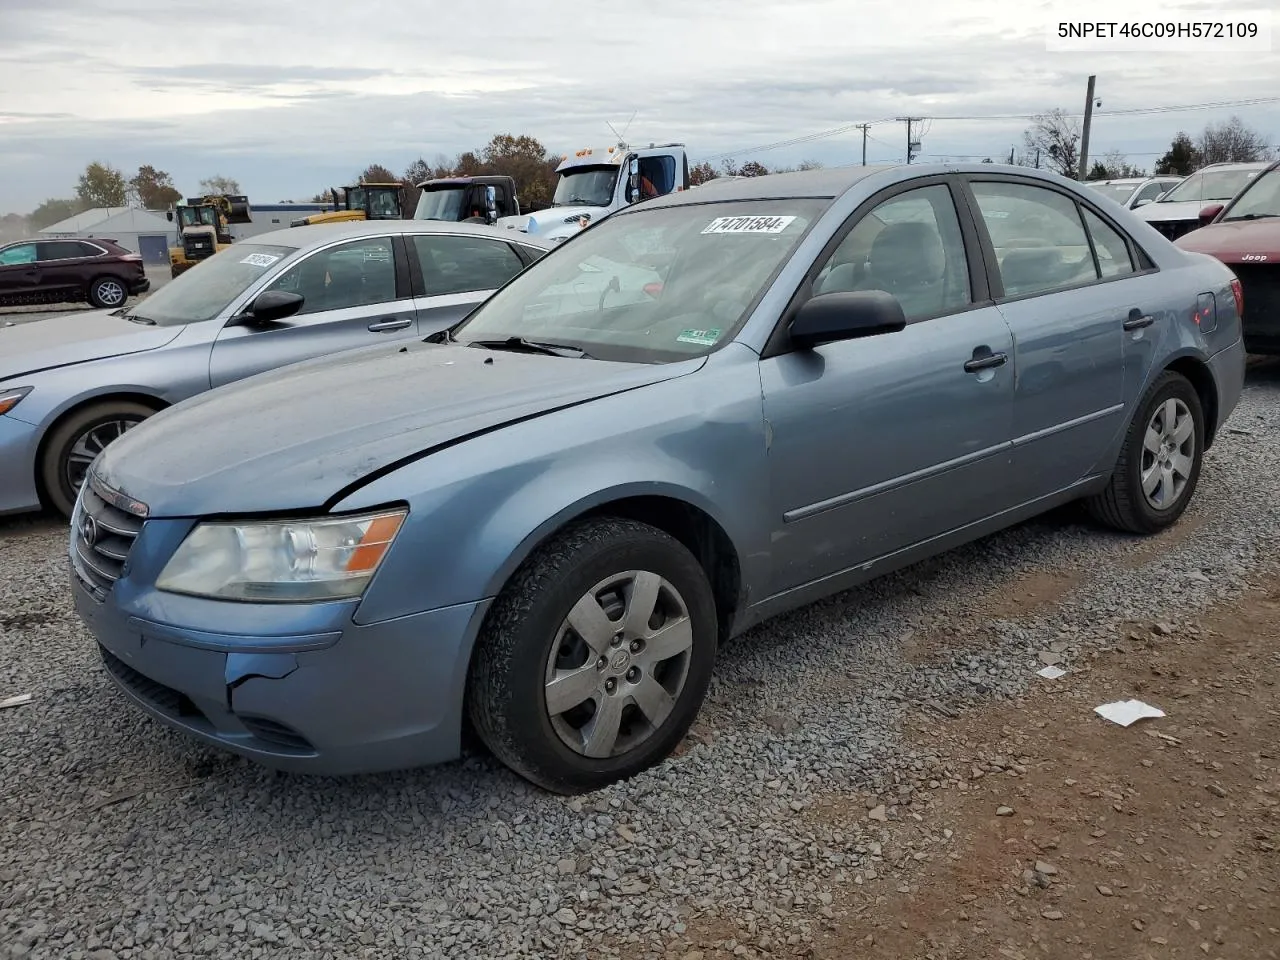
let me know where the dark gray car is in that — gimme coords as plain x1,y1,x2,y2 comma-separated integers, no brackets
0,221,551,517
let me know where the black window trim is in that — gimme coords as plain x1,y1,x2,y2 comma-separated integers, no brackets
956,173,1159,306
761,173,992,360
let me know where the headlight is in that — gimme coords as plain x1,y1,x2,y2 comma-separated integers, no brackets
155,509,406,602
0,387,33,417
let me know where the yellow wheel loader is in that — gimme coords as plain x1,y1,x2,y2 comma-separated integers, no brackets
289,182,405,226
167,195,252,278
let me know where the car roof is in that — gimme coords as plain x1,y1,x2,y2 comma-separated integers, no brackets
244,219,556,250
642,162,1134,211
1197,160,1272,171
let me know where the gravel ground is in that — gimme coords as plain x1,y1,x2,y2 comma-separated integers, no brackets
2,359,1278,960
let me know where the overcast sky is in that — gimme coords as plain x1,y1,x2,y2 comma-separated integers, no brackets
0,0,1277,214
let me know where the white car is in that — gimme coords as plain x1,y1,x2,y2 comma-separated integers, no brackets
1086,176,1183,210
1136,162,1269,241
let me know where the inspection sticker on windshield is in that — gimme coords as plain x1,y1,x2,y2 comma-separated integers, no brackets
677,327,721,346
240,253,280,268
702,215,796,235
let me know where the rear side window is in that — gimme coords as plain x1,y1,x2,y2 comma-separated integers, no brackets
413,234,524,296
1081,208,1135,279
77,241,108,258
37,241,90,261
971,181,1097,298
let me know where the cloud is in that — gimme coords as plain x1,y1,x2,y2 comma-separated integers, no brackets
0,0,1277,211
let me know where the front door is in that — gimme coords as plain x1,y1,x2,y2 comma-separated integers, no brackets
759,180,1016,596
0,242,41,299
209,235,419,388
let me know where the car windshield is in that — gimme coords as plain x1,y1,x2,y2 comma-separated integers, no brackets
415,187,466,221
553,167,617,207
1159,168,1261,204
453,199,826,363
177,206,217,228
126,243,297,326
1088,182,1138,203
1222,167,1280,220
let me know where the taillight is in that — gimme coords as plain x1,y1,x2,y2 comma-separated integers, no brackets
642,282,663,298
1230,276,1244,319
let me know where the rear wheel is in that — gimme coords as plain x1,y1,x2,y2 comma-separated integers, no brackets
1086,371,1204,534
88,275,128,309
467,517,718,794
40,401,155,518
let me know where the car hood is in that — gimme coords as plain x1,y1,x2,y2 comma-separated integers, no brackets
94,340,701,517
1138,199,1207,223
498,205,607,238
0,309,182,383
1174,218,1280,262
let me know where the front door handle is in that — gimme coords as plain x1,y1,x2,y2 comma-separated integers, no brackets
368,317,413,332
1123,308,1155,331
964,350,1008,373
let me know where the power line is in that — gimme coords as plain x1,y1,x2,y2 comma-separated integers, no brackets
698,95,1280,164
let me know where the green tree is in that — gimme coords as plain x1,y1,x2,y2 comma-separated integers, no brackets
198,175,241,195
129,165,182,209
76,161,128,207
1154,132,1199,176
28,198,90,231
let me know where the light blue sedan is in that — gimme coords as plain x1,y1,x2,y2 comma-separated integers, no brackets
72,164,1245,794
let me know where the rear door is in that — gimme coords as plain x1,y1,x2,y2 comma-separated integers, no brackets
0,242,41,299
405,232,529,337
960,174,1161,500
209,234,419,387
36,240,95,299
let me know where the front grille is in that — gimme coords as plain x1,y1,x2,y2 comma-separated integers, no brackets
183,237,215,260
71,476,144,601
1233,265,1280,345
1152,219,1197,242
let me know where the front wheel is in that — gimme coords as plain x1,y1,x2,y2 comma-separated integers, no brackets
1086,370,1204,534
40,401,154,519
467,517,718,794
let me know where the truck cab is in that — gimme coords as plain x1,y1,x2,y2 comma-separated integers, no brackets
290,183,404,226
413,176,521,223
496,143,689,242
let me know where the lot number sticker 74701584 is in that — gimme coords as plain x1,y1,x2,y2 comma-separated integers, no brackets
702,216,797,235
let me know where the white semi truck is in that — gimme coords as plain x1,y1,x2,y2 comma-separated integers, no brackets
496,142,690,242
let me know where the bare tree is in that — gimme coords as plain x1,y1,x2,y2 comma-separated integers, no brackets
1022,109,1081,178
198,175,241,195
1196,115,1273,165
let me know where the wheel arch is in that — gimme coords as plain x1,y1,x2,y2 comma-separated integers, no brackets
33,392,169,505
1163,354,1219,448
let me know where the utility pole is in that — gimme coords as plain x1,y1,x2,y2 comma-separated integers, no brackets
855,123,870,165
1077,74,1097,180
1009,146,1015,164
896,117,924,163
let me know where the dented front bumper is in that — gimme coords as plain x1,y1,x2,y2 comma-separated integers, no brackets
71,517,490,775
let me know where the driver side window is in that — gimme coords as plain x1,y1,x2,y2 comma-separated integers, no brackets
264,237,396,315
0,244,37,266
813,184,972,322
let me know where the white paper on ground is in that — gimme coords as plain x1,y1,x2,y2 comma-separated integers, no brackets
1037,665,1067,680
0,693,33,709
1094,699,1165,727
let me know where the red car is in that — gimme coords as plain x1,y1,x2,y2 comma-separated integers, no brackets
0,237,150,310
1176,158,1280,354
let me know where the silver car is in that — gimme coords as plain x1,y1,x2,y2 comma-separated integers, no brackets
75,164,1245,794
1085,175,1183,210
0,221,551,517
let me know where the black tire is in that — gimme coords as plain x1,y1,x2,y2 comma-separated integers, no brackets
467,517,718,794
87,275,129,310
1086,370,1204,534
40,401,155,519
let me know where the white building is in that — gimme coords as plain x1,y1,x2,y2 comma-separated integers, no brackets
39,207,176,265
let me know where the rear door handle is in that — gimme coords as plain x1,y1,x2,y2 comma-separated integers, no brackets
1123,308,1155,331
368,318,413,332
964,351,1008,373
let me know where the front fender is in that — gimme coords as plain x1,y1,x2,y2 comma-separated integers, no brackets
339,348,770,625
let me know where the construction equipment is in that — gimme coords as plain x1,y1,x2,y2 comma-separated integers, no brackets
413,175,523,224
496,142,690,243
166,195,252,278
289,182,405,226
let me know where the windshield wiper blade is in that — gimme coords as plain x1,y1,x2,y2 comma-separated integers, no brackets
1229,213,1278,221
468,336,590,358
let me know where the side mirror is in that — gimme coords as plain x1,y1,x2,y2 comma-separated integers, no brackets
1132,197,1153,208
627,156,641,204
231,290,304,326
789,290,907,349
166,209,174,222
1199,203,1225,223
485,185,498,224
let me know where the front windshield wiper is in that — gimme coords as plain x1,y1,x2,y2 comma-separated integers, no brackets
1225,213,1278,221
467,336,591,359
120,308,155,325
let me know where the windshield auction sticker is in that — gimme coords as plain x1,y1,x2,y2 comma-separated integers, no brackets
677,328,722,346
702,216,797,235
240,253,281,267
